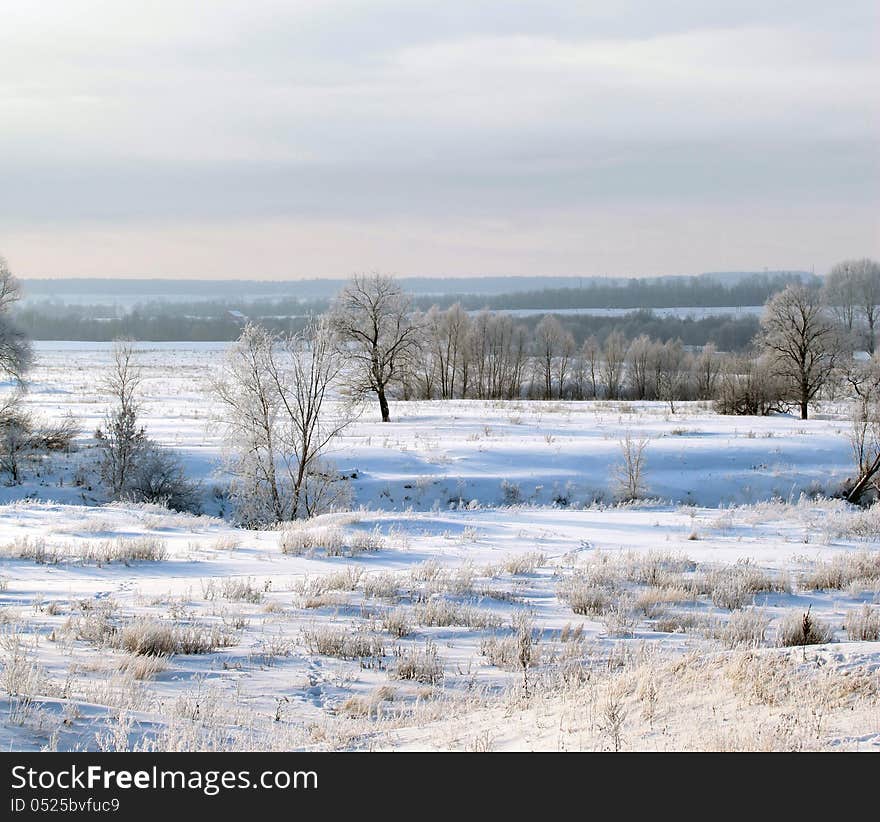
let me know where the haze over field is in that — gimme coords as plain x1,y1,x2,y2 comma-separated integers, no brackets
1,2,878,278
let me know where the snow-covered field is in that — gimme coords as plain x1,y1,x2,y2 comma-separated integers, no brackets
0,342,878,752
494,305,764,319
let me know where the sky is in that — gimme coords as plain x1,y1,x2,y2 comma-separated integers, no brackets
1,1,878,280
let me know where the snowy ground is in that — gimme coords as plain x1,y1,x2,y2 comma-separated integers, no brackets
0,342,877,751
495,305,764,319
13,341,854,511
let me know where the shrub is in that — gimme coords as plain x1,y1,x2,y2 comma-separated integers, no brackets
714,355,786,416
500,479,522,505
125,444,202,514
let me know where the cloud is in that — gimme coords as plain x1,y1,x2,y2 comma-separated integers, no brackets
0,1,877,276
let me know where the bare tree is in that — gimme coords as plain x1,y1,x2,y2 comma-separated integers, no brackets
825,258,880,353
714,352,787,416
846,397,880,504
581,336,601,399
842,355,880,503
0,399,34,485
602,330,628,400
424,302,470,399
759,284,841,420
213,320,352,524
654,339,688,413
465,311,527,400
626,334,652,400
0,256,32,382
854,258,880,354
534,315,569,400
824,261,860,338
613,432,649,501
330,274,421,422
694,342,721,400
212,324,282,522
272,317,352,518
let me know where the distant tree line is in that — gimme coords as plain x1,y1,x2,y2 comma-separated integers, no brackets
411,271,816,312
12,270,805,345
11,301,759,351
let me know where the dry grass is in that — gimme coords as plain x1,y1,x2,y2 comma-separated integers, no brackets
499,552,546,576
390,641,444,684
696,560,783,610
634,585,694,617
719,608,770,649
414,598,502,629
843,604,880,641
278,523,345,556
117,652,169,679
302,625,385,661
557,576,615,616
114,619,238,656
340,686,396,718
361,572,401,600
801,551,880,591
381,608,412,638
0,536,168,565
293,567,363,599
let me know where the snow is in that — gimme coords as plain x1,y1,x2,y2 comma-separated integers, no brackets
0,342,877,752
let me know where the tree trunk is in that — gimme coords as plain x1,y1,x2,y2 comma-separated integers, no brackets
800,399,808,420
845,452,880,504
377,385,390,422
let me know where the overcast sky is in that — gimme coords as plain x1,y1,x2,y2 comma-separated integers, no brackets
1,1,877,279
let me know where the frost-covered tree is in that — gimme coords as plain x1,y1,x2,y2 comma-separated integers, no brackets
825,258,880,353
96,340,147,498
694,342,721,400
0,256,32,382
580,335,601,399
466,310,528,400
96,339,197,510
330,274,422,422
602,330,628,400
654,339,688,413
759,284,841,420
212,320,352,525
625,334,652,400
